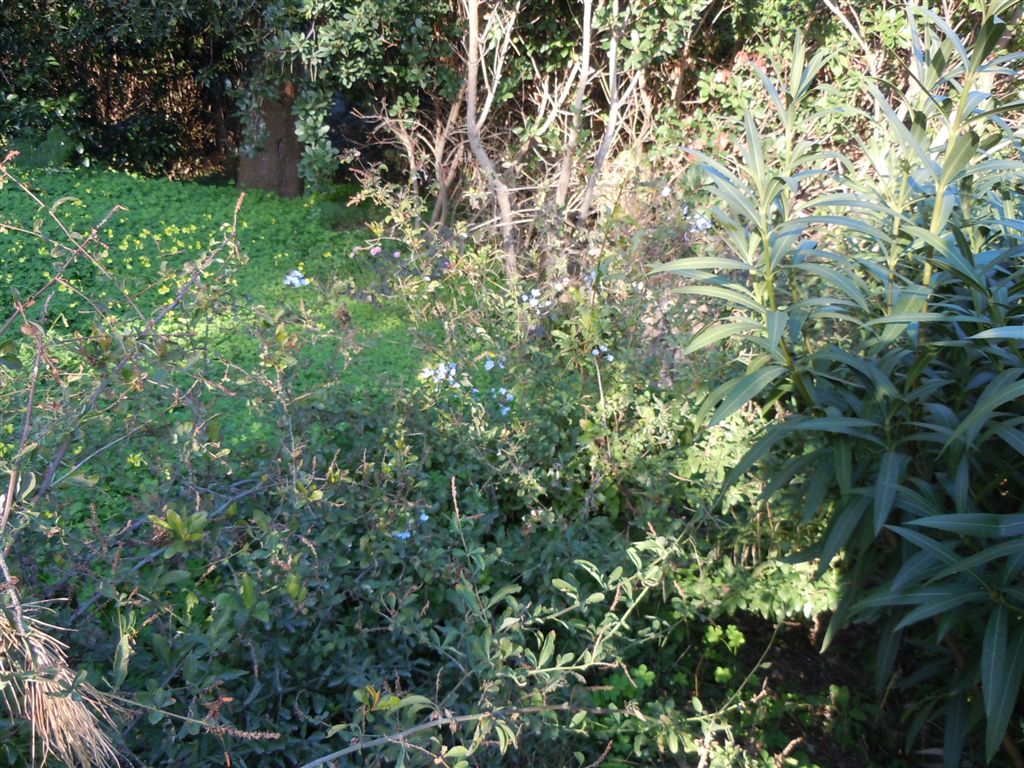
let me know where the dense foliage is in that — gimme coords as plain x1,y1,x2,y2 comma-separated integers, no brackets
1,1,1023,767
658,4,1024,764
1,165,852,767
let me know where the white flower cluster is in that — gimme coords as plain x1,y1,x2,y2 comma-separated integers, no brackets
591,345,614,362
420,361,461,388
520,287,552,311
283,269,310,287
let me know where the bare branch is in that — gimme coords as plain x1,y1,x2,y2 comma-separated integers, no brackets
463,0,518,278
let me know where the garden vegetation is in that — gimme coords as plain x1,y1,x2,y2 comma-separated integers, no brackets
1,0,1023,766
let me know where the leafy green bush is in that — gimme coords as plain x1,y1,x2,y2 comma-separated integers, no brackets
658,3,1024,762
0,152,856,767
3,127,79,169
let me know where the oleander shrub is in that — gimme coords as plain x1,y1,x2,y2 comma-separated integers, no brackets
657,3,1024,762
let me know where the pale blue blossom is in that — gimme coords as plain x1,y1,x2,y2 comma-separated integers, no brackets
690,214,712,234
283,269,310,287
419,512,430,522
420,361,463,389
484,357,496,371
393,530,412,540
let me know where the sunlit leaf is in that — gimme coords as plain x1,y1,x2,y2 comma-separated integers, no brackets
702,364,786,426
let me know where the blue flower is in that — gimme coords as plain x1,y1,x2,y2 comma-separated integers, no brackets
420,361,461,386
393,530,412,540
690,214,712,234
283,269,310,287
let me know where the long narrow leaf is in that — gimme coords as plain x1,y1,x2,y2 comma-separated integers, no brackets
893,585,985,631
946,370,1024,449
685,320,763,354
817,495,869,576
674,284,765,314
700,365,787,426
654,256,753,273
986,627,1024,762
982,607,1010,762
907,513,1024,538
928,539,1024,582
944,691,968,768
939,130,980,187
874,452,910,534
784,417,884,444
888,525,959,567
972,326,1024,340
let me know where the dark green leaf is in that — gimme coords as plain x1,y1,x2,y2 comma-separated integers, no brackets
943,691,968,768
981,608,1024,762
699,364,787,426
907,513,1024,538
817,495,869,576
893,585,986,631
874,452,909,534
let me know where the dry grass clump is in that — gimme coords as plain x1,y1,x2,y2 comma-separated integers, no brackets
0,601,121,767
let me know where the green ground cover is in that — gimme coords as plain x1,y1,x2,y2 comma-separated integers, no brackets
0,167,435,425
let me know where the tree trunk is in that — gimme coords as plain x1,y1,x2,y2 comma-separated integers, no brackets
237,91,303,198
